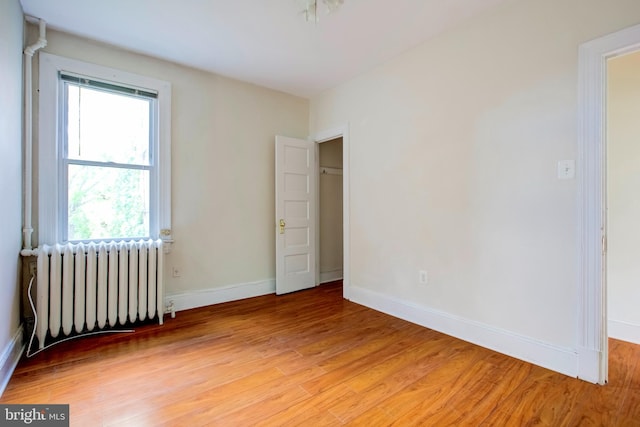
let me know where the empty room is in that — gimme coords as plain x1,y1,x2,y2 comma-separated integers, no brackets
1,0,640,425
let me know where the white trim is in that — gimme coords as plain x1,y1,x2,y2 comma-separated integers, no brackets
313,124,351,300
577,346,601,384
319,269,343,284
608,320,640,345
0,327,24,398
578,23,640,385
38,52,172,245
350,286,578,377
165,279,275,312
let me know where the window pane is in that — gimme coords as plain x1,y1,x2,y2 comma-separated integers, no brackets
68,164,150,241
66,84,151,165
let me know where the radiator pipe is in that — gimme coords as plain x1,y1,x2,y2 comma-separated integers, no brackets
21,18,47,257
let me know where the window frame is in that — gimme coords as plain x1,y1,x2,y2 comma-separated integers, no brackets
38,52,172,245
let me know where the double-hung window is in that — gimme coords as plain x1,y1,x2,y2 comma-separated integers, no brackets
38,53,171,245
61,73,155,241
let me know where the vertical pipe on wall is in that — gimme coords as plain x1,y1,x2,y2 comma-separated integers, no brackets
21,18,46,255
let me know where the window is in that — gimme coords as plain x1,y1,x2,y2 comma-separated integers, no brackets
39,53,171,245
62,74,155,241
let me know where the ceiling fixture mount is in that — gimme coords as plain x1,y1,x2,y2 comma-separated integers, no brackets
302,0,344,23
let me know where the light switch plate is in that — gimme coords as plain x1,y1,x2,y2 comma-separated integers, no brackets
557,160,575,180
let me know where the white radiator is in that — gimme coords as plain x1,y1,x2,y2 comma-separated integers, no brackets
35,239,164,349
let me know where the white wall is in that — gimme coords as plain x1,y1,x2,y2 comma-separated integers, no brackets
319,138,343,282
32,29,309,307
607,51,640,344
0,0,24,394
310,0,640,374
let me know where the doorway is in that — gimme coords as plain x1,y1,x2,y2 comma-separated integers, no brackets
578,23,640,384
275,125,350,298
317,138,344,285
606,51,640,346
314,124,350,299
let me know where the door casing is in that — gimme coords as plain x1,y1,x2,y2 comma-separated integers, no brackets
578,23,640,384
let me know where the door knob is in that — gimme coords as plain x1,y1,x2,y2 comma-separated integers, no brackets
279,219,286,234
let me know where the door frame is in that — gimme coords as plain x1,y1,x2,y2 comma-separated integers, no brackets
578,23,640,384
313,124,350,300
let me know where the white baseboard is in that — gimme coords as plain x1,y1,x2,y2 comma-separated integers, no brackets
349,285,578,378
0,326,24,398
609,319,640,345
319,269,343,284
165,279,275,312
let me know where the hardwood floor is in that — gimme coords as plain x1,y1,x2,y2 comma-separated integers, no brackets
2,281,639,426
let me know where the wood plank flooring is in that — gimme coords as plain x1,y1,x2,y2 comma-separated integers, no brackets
2,281,639,426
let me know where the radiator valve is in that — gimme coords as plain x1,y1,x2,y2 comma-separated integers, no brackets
166,300,176,319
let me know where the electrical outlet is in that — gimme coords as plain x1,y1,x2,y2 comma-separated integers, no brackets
29,261,37,276
419,270,428,285
172,267,181,278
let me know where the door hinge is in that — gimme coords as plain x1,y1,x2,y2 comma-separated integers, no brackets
602,235,607,254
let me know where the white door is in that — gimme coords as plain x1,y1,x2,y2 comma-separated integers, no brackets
275,135,316,294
